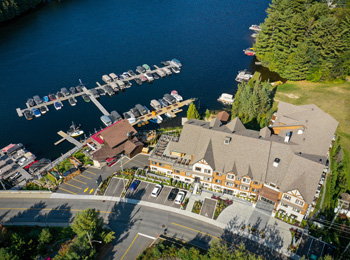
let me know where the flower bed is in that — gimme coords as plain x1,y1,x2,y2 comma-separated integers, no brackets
211,196,233,220
192,200,203,214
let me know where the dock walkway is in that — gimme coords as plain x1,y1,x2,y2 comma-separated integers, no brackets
85,87,110,116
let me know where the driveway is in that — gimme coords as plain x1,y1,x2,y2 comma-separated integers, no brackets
200,198,217,219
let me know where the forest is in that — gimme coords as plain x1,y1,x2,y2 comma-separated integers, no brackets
254,0,350,81
0,0,42,22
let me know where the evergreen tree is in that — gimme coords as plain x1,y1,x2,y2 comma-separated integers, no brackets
187,103,200,120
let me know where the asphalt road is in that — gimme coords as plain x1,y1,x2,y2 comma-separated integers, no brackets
0,198,289,260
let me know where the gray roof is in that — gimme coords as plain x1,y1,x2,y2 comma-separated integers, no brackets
167,102,338,203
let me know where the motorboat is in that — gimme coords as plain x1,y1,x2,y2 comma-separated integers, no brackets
117,80,125,90
68,97,77,106
110,110,122,122
33,108,41,117
171,91,183,102
163,67,172,75
217,93,234,105
161,61,170,66
171,66,181,74
124,81,132,88
122,72,129,79
48,93,56,101
123,112,136,124
39,106,48,114
243,48,255,56
171,58,182,68
235,70,253,83
102,74,112,83
76,86,83,93
43,96,49,103
136,66,146,74
54,101,62,110
110,82,119,92
109,73,118,81
23,110,34,120
152,73,159,80
82,94,90,102
70,87,76,94
150,99,162,110
143,105,151,114
56,91,64,99
158,99,168,107
67,122,84,137
100,115,113,127
140,75,147,82
97,88,106,96
164,94,176,104
27,98,35,107
251,33,258,38
61,88,70,96
164,112,172,118
33,95,43,105
104,85,115,96
90,88,99,98
156,69,166,78
130,107,141,117
145,73,154,83
128,70,136,77
142,64,151,71
134,78,142,85
249,25,261,31
135,104,147,115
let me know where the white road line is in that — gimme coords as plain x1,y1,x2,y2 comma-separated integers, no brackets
138,233,156,240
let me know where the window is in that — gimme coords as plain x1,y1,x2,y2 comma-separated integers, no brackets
240,186,249,191
252,188,258,193
185,178,191,182
242,178,250,184
151,161,157,165
235,184,239,188
215,179,222,184
151,167,157,171
204,177,211,181
281,203,288,208
216,172,222,176
204,169,211,174
253,181,259,185
236,177,240,181
295,199,304,206
225,182,234,187
195,167,201,172
293,208,301,213
204,183,209,187
159,163,164,167
227,174,235,180
174,176,180,179
270,183,276,188
283,194,291,200
174,170,180,174
186,172,191,176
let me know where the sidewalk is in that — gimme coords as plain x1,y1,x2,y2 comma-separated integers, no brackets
185,190,214,213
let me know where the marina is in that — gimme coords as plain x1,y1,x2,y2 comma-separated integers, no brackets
16,60,182,119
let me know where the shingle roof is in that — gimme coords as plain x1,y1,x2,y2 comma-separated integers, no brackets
217,111,230,122
209,117,221,128
166,102,338,204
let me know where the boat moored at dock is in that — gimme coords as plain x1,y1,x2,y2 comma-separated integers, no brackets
40,106,48,114
23,110,34,120
82,94,91,102
150,99,161,110
68,97,77,106
217,93,234,105
27,98,35,107
243,48,255,56
67,122,84,137
249,25,261,31
235,70,253,83
145,73,154,83
54,101,63,110
33,108,41,117
33,95,42,106
100,115,113,127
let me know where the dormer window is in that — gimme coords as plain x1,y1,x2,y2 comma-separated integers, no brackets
273,158,280,167
284,132,292,143
224,137,231,145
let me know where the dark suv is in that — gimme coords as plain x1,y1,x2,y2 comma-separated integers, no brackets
167,188,179,201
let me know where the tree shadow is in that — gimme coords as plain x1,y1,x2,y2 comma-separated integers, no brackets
0,210,10,223
104,187,144,259
220,215,285,260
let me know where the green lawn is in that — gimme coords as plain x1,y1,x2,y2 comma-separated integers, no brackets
274,80,350,190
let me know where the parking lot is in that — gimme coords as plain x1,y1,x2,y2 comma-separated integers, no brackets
200,198,217,219
106,178,185,209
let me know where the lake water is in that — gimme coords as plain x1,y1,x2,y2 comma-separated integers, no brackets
0,0,272,160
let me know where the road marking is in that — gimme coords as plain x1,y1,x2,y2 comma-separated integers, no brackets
0,207,114,214
59,188,78,195
84,187,89,193
85,170,96,175
71,178,87,184
121,233,139,260
171,222,266,260
138,233,156,240
79,175,92,180
64,182,82,190
89,189,94,194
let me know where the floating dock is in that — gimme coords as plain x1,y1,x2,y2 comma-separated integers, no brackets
132,98,195,126
55,131,84,147
16,62,179,119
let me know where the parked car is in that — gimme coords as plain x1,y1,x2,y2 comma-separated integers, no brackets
151,184,162,197
175,191,186,204
17,157,27,166
167,188,179,201
129,180,140,191
9,172,21,181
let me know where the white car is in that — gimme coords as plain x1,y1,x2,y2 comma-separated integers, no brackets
17,157,27,166
151,184,162,197
175,191,185,204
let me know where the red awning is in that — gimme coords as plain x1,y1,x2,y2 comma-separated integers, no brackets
2,144,15,152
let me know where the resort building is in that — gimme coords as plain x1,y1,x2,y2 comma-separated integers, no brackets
89,119,143,166
149,102,338,222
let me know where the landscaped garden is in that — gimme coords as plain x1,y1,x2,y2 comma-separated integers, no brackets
211,195,233,220
191,200,202,214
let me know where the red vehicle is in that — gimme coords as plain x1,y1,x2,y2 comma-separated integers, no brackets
243,48,255,56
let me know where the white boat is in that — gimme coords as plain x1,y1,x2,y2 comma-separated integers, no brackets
251,33,258,38
157,115,163,123
217,93,234,105
164,112,173,118
249,25,261,31
67,122,84,137
101,115,113,127
150,99,162,110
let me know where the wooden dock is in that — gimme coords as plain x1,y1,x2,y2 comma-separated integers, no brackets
55,131,84,147
131,98,194,126
84,87,110,116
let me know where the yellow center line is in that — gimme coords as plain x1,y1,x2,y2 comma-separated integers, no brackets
71,178,87,185
121,234,139,260
59,188,78,195
85,170,96,175
79,175,92,180
171,223,266,260
64,182,82,190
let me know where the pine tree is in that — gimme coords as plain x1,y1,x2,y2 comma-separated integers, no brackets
187,103,200,120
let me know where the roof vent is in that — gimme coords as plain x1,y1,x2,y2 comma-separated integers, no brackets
273,158,280,167
284,132,292,143
224,137,231,145
298,129,304,135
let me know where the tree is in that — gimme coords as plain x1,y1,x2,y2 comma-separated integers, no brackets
0,248,20,260
187,103,200,120
205,109,211,119
39,228,52,244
